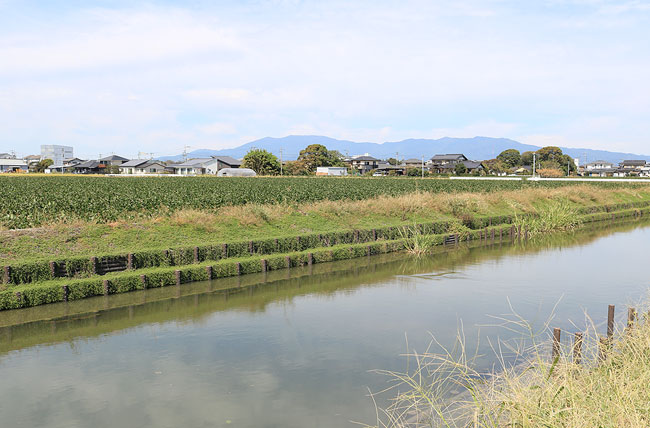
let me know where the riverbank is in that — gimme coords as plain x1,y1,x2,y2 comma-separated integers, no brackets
3,184,650,264
370,299,650,428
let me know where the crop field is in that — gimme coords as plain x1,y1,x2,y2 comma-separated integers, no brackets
1,175,647,229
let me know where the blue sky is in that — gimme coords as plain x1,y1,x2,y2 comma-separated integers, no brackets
1,0,650,158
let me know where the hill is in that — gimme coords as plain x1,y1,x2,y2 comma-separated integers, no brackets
161,135,650,164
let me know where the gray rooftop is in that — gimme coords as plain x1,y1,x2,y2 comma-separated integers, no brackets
120,159,149,168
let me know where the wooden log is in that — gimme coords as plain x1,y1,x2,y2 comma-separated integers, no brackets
372,229,377,240
140,274,147,289
552,328,561,359
49,261,56,278
205,265,213,279
175,270,181,286
261,259,267,272
308,253,313,265
235,262,241,275
102,279,109,295
573,332,583,365
193,246,199,263
285,256,291,268
62,285,69,302
127,253,134,270
607,304,615,339
90,257,97,275
248,241,254,255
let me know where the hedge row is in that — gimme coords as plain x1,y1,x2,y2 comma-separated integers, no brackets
1,215,518,286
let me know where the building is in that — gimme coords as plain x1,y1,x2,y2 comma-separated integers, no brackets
348,155,381,174
316,167,348,176
71,160,105,174
168,156,241,175
212,156,242,170
118,159,166,174
620,160,646,170
0,153,15,159
404,158,423,168
0,158,28,173
428,154,468,173
100,155,129,166
585,161,614,171
41,145,74,165
373,163,406,175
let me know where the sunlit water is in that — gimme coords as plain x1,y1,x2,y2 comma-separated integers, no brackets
1,220,648,428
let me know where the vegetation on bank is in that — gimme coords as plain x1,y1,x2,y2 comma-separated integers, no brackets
367,301,650,428
2,184,650,264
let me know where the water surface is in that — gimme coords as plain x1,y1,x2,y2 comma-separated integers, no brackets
1,220,648,428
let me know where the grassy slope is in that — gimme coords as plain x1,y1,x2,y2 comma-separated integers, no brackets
2,184,650,264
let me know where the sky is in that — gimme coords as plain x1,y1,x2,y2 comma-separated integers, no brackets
1,0,650,159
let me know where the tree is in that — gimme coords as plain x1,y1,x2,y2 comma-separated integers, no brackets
536,146,564,163
521,151,534,166
34,159,53,173
294,144,345,174
454,163,467,175
386,157,399,166
496,149,521,168
242,149,280,175
483,159,508,175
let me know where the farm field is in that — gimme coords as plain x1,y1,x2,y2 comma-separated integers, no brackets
2,179,650,264
2,175,650,229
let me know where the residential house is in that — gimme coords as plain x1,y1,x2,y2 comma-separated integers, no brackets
119,159,166,174
45,158,86,173
373,162,406,175
213,156,242,170
585,161,614,171
71,160,106,174
347,155,381,174
100,155,129,166
619,160,646,176
169,158,219,175
0,158,28,173
24,154,42,169
316,167,348,176
427,154,468,173
404,158,424,168
0,153,15,159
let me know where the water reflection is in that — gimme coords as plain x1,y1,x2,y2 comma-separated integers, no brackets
0,218,649,428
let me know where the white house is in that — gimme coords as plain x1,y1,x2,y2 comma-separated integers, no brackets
119,159,167,175
585,161,614,171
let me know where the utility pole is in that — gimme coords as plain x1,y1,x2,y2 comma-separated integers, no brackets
567,159,570,177
183,145,191,162
533,153,536,177
395,152,399,166
421,155,424,178
279,147,283,176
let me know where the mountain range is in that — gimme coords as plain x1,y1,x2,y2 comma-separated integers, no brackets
161,135,650,165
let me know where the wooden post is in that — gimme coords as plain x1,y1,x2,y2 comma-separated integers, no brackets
206,265,213,279
193,246,199,263
175,270,181,286
308,253,313,265
2,266,10,284
90,257,97,275
627,307,637,330
598,337,608,363
222,243,228,259
607,304,615,339
285,256,291,268
573,332,583,365
372,229,377,241
354,230,359,243
127,253,134,270
248,241,254,255
235,262,241,275
366,246,371,256
140,274,147,289
49,261,56,278
261,259,267,272
552,328,561,359
62,285,69,302
102,279,109,295
274,238,279,251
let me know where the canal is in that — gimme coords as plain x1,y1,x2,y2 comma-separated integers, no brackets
0,219,648,427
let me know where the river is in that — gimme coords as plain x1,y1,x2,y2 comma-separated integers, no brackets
0,219,648,427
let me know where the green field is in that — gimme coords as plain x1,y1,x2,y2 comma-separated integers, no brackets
2,175,649,229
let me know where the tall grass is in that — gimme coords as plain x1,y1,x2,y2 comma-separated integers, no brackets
514,203,583,237
365,300,650,427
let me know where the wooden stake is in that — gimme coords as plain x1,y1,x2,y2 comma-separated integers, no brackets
627,307,637,330
573,332,583,365
552,328,561,359
607,304,615,339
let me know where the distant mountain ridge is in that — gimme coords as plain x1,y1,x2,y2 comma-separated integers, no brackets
160,135,650,165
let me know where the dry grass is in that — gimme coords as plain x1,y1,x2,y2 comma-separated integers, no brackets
366,299,650,428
